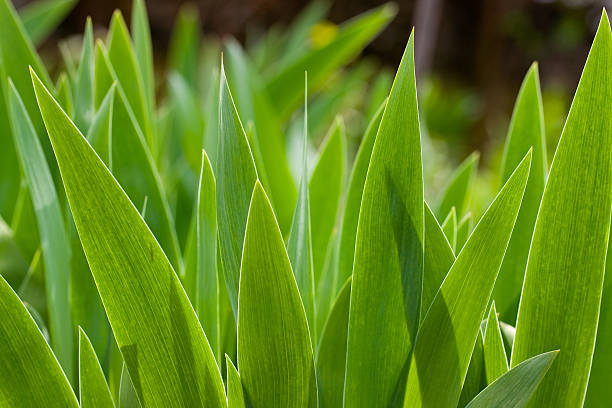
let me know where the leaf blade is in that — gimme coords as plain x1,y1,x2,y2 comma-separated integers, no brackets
344,33,423,407
32,69,226,407
511,12,612,407
403,151,531,408
238,182,316,407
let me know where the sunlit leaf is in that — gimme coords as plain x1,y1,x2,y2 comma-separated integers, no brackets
403,151,531,408
287,85,315,338
310,117,345,287
465,351,558,408
238,182,316,407
483,303,508,384
344,33,423,407
421,202,455,322
8,80,73,382
441,207,457,252
74,17,95,132
226,356,245,408
32,69,226,407
336,100,385,287
78,327,115,408
435,152,479,221
492,63,547,323
216,62,258,316
511,12,612,407
0,275,78,406
316,277,351,408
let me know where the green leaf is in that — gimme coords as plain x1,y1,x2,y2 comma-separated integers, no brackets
86,84,115,164
310,117,345,286
287,87,315,338
403,151,531,408
336,100,385,287
483,304,509,384
511,12,612,407
435,152,479,220
492,63,547,324
130,0,155,120
344,34,423,407
315,277,351,408
8,80,74,382
458,331,485,408
0,214,29,287
421,202,455,321
238,182,316,407
226,356,245,408
55,72,73,118
441,207,457,252
74,17,95,132
78,327,115,408
465,351,558,408
0,0,50,126
94,41,115,109
20,0,77,45
216,62,259,316
168,4,200,87
119,362,142,408
265,3,396,119
0,275,78,407
456,212,473,252
224,40,297,235
195,150,219,361
167,72,205,172
107,11,152,147
0,0,52,219
32,69,226,407
585,229,612,406
110,85,183,275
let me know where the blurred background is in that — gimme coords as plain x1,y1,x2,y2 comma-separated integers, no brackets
14,0,611,211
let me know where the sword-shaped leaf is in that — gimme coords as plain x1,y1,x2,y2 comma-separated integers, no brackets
421,202,455,322
483,304,508,384
217,62,258,316
226,356,245,408
441,207,457,252
435,152,479,220
32,69,226,407
8,81,73,382
310,117,345,286
238,182,316,407
195,151,219,360
78,328,115,408
74,17,95,132
109,84,183,275
492,64,547,323
20,0,77,46
465,351,558,408
130,0,155,119
106,11,152,146
585,230,612,406
458,331,485,408
287,82,315,338
336,100,385,287
344,33,423,407
0,275,78,407
403,151,531,408
511,12,612,407
316,277,351,408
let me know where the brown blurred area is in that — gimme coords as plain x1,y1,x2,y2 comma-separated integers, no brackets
17,0,612,154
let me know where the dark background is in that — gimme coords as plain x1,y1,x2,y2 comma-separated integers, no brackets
18,0,611,155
